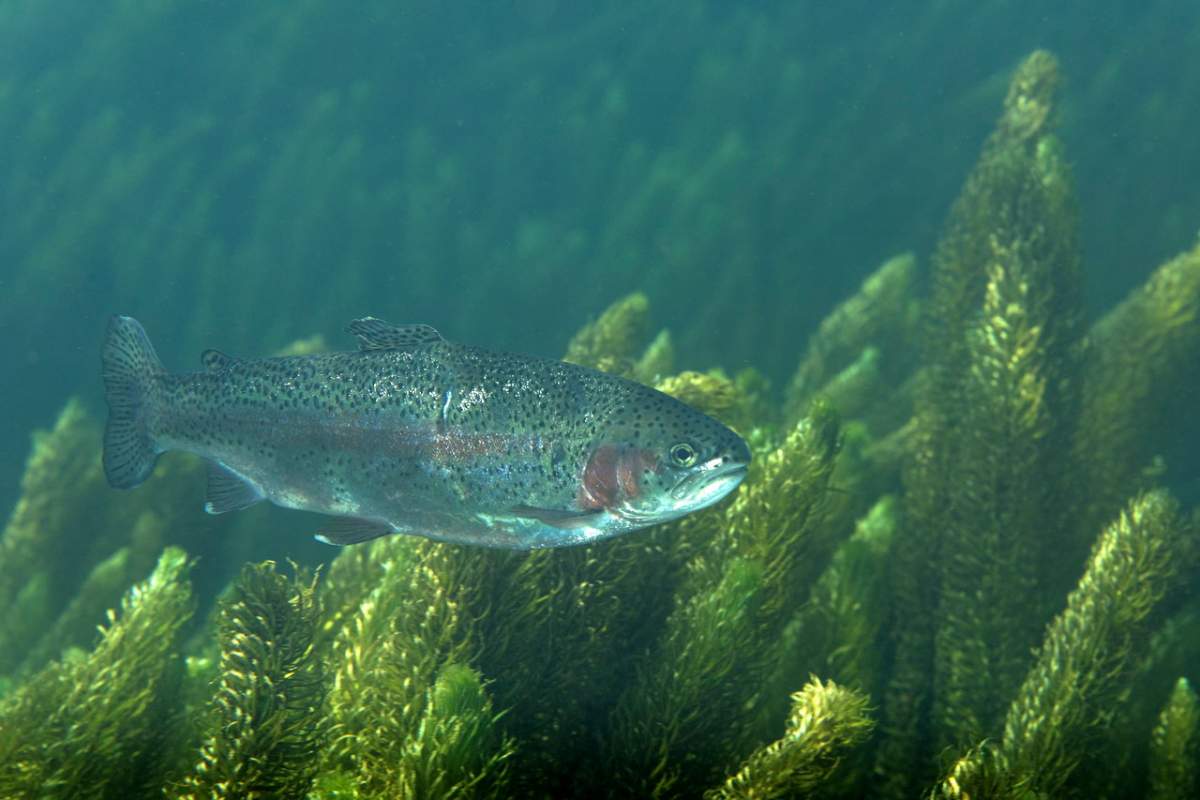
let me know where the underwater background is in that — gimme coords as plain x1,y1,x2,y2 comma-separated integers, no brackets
3,2,1200,798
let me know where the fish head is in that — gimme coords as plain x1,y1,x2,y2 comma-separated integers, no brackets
583,395,751,528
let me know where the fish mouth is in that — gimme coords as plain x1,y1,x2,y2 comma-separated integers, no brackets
614,461,748,527
671,461,748,510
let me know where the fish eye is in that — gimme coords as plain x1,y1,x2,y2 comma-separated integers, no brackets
669,442,697,467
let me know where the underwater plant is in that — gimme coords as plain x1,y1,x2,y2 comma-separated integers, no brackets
0,547,193,799
178,561,325,800
1,48,1200,800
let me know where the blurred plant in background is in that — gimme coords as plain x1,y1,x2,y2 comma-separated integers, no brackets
2,49,1200,799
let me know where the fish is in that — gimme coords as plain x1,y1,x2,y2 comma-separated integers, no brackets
100,315,751,549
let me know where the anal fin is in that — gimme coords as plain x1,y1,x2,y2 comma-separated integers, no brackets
314,516,395,546
204,461,265,514
510,504,606,530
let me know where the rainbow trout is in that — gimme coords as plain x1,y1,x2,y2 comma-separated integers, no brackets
101,315,750,548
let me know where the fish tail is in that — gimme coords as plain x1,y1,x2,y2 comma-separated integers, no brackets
101,315,165,489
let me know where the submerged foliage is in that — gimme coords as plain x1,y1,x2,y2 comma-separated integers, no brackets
706,676,874,800
1149,678,1200,800
1,50,1200,799
178,561,325,800
0,547,193,799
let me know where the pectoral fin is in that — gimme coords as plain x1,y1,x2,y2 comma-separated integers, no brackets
314,516,396,546
203,461,264,514
510,505,606,530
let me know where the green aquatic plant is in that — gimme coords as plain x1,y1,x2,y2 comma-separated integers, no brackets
784,252,920,429
780,253,922,526
875,49,1087,795
3,47,1200,800
781,495,896,702
563,290,652,376
0,400,144,676
323,539,510,799
389,662,512,799
1072,241,1200,544
178,561,325,800
16,525,146,677
469,529,673,795
706,676,874,800
0,547,193,799
655,369,753,432
1149,678,1200,800
932,491,1193,799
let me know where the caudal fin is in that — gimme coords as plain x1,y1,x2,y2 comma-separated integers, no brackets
101,315,165,489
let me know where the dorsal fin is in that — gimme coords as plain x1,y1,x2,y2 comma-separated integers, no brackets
201,349,241,371
346,317,444,351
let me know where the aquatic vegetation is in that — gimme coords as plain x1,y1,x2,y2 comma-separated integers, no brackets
933,491,1192,799
880,50,1084,788
178,561,325,800
323,540,510,798
783,252,920,429
2,48,1200,800
1073,243,1200,541
564,291,654,378
0,400,169,678
1149,678,1200,800
706,676,874,800
0,547,193,799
